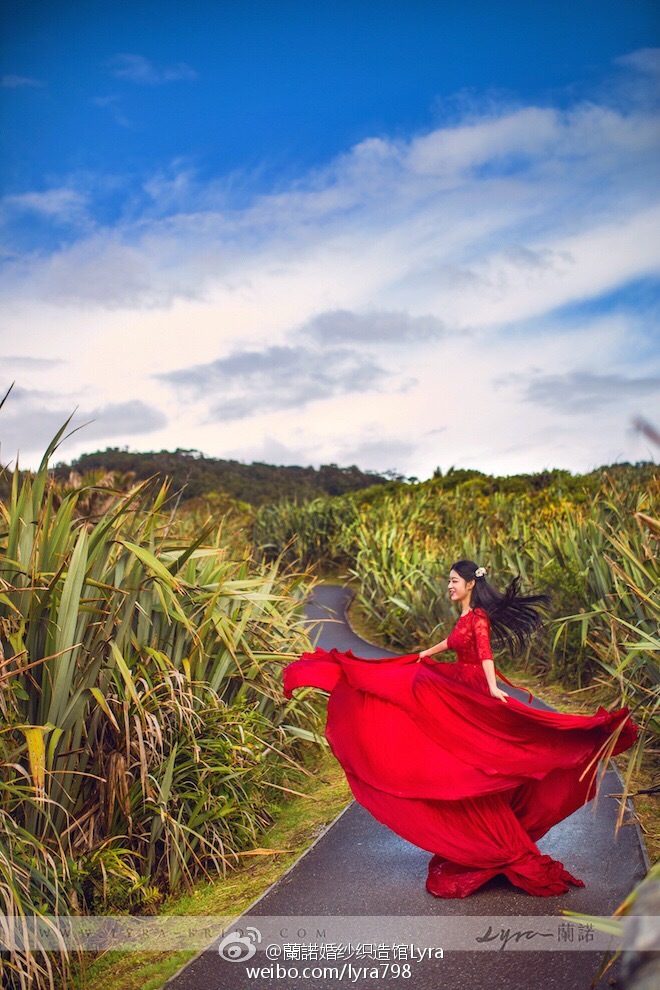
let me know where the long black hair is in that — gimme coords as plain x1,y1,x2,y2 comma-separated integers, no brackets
450,558,552,659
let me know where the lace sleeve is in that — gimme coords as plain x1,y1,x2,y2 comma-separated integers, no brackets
473,609,494,662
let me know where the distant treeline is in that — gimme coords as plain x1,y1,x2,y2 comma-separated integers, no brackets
425,461,658,501
1,446,655,508
49,447,395,505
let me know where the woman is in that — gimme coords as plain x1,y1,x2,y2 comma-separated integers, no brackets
282,560,639,898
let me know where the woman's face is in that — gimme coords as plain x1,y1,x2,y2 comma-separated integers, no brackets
448,569,474,605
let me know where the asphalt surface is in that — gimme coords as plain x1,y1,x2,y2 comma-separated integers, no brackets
164,583,650,990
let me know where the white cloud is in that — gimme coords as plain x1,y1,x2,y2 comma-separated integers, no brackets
1,50,658,474
1,188,91,227
3,87,658,315
615,47,660,77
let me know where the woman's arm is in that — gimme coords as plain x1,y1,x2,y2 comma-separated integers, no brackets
474,610,508,702
418,638,449,660
481,658,505,695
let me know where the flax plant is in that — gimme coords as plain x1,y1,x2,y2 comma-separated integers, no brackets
253,496,359,569
255,468,656,692
0,414,324,989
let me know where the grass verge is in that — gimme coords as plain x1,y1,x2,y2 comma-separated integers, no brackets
70,747,352,990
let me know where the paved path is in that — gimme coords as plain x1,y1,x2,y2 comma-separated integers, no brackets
165,583,649,990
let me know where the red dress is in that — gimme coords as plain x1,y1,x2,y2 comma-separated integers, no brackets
282,607,639,898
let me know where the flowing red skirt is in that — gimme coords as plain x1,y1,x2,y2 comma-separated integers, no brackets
283,647,639,898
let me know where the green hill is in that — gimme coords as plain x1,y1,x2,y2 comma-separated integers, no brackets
50,447,396,506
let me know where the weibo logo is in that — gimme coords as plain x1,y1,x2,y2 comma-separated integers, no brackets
217,926,262,961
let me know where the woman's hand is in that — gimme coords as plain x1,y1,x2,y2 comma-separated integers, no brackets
489,686,509,703
416,650,428,662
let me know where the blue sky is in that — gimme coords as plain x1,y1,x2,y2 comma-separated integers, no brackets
1,1,659,476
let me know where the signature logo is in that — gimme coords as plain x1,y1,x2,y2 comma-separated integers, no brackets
476,924,554,950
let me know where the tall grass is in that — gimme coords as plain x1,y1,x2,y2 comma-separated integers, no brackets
0,419,323,989
253,496,359,569
254,470,657,679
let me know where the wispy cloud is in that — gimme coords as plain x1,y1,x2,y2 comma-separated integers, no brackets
106,53,198,85
299,309,450,345
614,47,660,76
1,75,45,88
89,94,133,129
495,369,660,413
159,344,396,421
0,388,168,460
3,68,658,314
3,356,64,370
1,188,90,227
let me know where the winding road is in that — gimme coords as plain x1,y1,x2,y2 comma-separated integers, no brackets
165,583,650,990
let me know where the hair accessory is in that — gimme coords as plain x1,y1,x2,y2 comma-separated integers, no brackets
475,566,487,578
